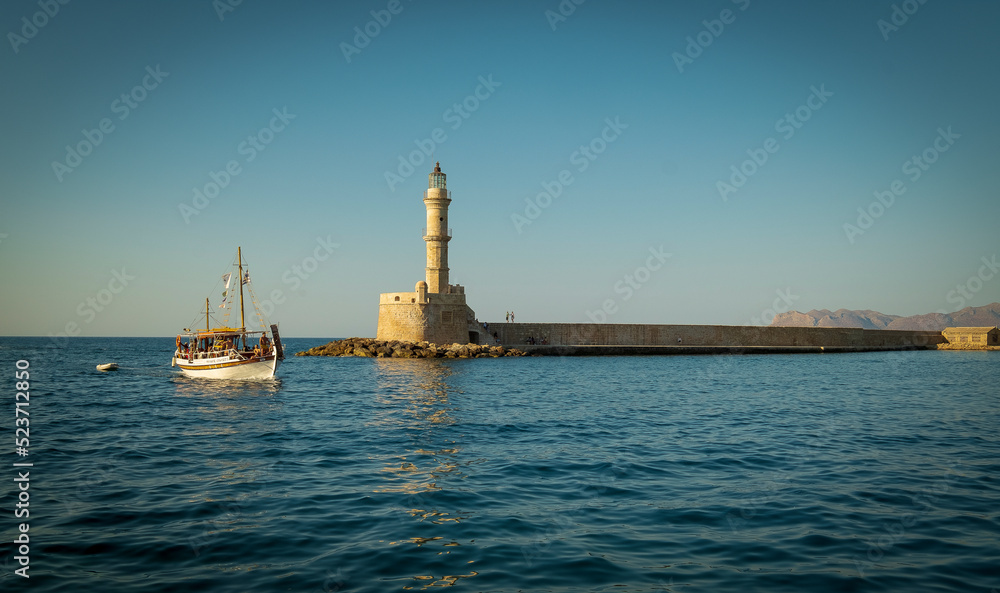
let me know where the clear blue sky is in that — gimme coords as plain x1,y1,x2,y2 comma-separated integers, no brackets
1,0,998,338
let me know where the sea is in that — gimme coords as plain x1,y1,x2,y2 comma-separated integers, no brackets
0,336,998,592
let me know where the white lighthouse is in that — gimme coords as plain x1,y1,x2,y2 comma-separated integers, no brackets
376,163,481,344
424,162,451,294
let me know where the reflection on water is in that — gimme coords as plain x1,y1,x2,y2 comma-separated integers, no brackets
167,373,286,559
371,359,478,589
371,360,464,494
405,570,480,589
171,374,283,400
171,375,283,436
370,359,457,427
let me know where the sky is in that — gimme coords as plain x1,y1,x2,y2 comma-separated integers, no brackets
1,0,998,338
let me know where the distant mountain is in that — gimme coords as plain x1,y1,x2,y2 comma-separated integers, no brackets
770,303,1000,331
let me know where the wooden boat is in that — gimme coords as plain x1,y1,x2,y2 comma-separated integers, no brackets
171,247,284,379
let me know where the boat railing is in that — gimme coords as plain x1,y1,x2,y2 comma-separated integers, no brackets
176,347,254,361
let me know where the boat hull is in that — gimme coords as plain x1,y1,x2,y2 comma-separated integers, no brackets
174,353,279,380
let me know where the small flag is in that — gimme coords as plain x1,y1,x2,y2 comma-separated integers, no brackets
220,273,233,306
242,271,250,285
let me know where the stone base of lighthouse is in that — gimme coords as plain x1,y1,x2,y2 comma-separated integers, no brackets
376,283,480,345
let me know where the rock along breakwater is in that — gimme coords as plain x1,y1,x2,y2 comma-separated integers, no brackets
296,337,526,358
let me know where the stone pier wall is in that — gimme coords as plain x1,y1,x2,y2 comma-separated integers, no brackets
487,323,945,352
377,293,472,345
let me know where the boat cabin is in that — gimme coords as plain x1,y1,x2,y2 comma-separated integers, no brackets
178,328,272,360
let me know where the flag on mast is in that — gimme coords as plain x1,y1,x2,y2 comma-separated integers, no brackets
220,273,232,306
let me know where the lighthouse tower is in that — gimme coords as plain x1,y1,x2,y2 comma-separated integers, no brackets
424,162,451,294
376,162,480,345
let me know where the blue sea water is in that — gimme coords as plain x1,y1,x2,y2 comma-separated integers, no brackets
0,337,998,592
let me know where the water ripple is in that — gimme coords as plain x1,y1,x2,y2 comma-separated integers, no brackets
1,339,998,591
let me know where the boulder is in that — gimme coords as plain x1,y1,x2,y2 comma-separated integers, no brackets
296,338,527,358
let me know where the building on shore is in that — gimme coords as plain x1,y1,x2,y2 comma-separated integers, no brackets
942,327,1000,348
376,163,486,345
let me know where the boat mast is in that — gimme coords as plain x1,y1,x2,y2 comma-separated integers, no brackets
238,246,246,331
205,297,210,332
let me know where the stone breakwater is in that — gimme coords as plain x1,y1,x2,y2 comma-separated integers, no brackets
936,343,1000,351
489,323,947,351
296,337,527,358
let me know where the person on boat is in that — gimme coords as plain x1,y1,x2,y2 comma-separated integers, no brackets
253,345,261,357
260,333,270,354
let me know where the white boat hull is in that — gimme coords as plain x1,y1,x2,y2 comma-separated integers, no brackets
174,353,279,380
